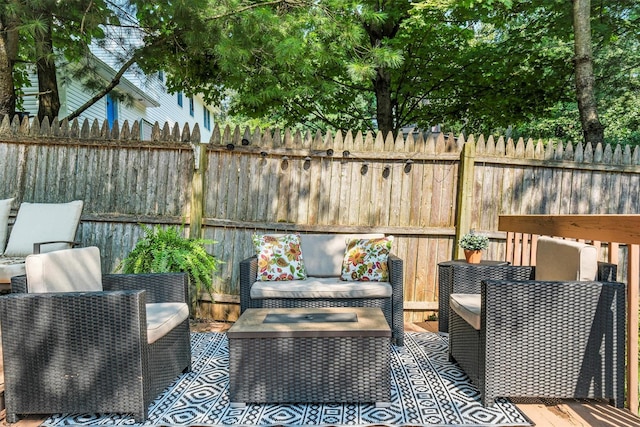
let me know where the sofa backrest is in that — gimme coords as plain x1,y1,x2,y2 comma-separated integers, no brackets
300,233,385,277
535,236,598,281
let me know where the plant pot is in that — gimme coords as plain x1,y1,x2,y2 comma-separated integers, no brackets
464,249,482,264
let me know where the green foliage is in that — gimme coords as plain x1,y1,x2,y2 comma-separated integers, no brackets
458,232,490,251
118,225,221,311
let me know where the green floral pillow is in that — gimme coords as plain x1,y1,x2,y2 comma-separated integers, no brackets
341,236,394,281
252,234,307,281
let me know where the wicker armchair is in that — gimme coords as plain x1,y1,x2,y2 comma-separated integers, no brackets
448,237,625,407
0,249,192,423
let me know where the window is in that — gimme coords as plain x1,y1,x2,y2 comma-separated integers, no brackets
158,71,164,82
177,92,183,107
203,106,211,131
189,97,194,117
106,93,118,129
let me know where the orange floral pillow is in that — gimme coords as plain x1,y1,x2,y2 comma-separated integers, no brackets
341,236,394,281
252,234,307,281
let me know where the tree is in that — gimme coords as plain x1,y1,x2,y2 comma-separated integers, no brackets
0,1,23,117
572,0,604,145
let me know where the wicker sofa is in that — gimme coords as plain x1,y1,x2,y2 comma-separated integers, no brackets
448,237,625,407
0,247,192,423
239,233,404,345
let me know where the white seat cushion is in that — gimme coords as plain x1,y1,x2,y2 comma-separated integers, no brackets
4,200,83,256
25,246,102,293
146,302,189,344
299,233,384,277
0,197,14,255
0,256,26,282
251,276,392,299
535,236,598,281
450,293,481,330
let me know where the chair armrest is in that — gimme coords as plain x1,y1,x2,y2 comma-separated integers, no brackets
598,261,617,281
388,254,403,305
102,273,189,304
33,240,80,254
239,256,257,312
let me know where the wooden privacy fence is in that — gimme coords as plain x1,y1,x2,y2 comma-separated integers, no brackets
1,115,640,323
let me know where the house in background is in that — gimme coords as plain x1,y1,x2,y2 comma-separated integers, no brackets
21,58,216,143
21,8,216,143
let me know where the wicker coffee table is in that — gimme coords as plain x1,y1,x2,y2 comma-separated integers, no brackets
227,307,391,407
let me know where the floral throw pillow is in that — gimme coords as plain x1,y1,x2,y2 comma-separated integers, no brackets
341,236,394,281
252,234,307,281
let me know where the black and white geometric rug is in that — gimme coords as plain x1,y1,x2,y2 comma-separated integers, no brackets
42,332,532,426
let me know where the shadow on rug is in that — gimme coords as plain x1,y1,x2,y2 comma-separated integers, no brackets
42,332,532,426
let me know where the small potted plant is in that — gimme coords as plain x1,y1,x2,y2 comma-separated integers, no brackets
118,224,221,314
458,231,490,263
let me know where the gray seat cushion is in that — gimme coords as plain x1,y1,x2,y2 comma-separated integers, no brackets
450,293,481,330
251,276,392,299
146,302,190,344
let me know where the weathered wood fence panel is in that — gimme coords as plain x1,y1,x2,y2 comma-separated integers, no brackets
1,115,640,323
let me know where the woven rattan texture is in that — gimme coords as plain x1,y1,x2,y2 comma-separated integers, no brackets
438,262,534,333
2,273,192,423
229,336,390,404
240,254,404,345
449,277,625,407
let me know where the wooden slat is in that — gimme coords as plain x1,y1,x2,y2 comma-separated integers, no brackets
499,215,640,244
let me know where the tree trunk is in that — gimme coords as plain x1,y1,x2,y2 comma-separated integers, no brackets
373,68,394,138
572,0,604,145
0,16,19,118
35,14,60,122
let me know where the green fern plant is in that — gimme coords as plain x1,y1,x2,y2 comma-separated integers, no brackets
118,225,221,312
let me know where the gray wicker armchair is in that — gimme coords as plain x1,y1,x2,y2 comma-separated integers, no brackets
0,250,192,423
448,237,625,407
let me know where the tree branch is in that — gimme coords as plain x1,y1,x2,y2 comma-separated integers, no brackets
61,54,138,122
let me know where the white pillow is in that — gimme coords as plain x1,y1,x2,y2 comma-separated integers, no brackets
4,200,83,256
25,246,102,293
535,236,598,281
0,197,14,255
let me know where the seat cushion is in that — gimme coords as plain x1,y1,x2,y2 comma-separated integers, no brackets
299,233,384,277
250,276,392,299
450,293,481,330
535,236,598,281
25,246,102,293
0,256,26,282
146,302,190,344
0,197,14,255
4,200,83,256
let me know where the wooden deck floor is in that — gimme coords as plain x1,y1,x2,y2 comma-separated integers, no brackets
1,321,639,427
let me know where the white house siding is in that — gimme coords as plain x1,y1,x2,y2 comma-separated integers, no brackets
20,67,215,142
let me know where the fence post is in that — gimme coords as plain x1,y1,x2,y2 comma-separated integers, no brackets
453,141,476,260
190,143,208,239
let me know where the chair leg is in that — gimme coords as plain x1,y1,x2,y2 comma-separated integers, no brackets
133,412,147,423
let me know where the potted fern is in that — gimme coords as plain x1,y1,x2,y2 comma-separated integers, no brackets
458,231,490,264
118,224,221,313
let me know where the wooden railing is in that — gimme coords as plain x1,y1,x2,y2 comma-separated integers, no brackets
499,215,640,414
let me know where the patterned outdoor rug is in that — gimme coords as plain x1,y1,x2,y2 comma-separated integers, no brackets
42,332,532,427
